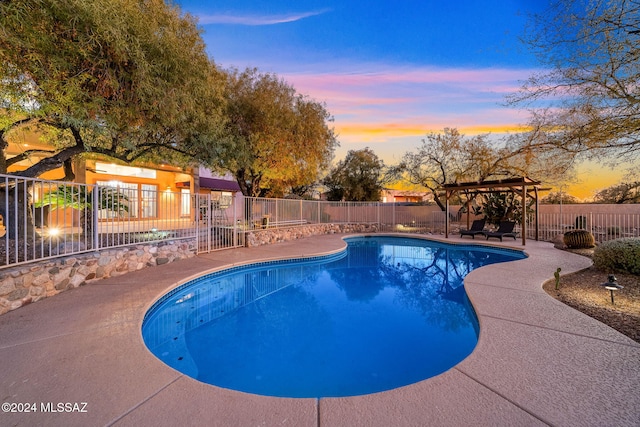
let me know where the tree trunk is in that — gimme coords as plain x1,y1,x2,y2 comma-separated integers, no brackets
432,191,446,211
14,144,85,178
0,134,8,175
0,181,39,240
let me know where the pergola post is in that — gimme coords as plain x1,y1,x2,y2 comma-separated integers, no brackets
521,184,527,246
534,187,540,241
445,190,450,238
465,192,471,230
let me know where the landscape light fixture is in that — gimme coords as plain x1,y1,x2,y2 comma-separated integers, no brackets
600,274,623,304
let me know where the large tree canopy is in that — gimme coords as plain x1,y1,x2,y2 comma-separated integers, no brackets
593,181,640,203
323,148,385,202
390,128,572,210
0,0,226,178
508,0,640,163
210,68,338,197
540,191,582,204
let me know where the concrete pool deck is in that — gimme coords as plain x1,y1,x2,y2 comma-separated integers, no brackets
1,234,638,426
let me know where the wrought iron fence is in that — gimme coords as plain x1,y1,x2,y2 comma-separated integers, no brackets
529,213,640,242
242,197,640,244
240,197,454,233
2,173,639,271
0,174,243,269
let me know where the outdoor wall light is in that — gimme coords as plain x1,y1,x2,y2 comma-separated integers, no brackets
601,274,623,304
47,227,61,237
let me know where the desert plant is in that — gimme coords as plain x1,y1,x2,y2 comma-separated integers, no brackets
34,185,129,234
35,185,129,214
563,230,595,249
554,267,561,290
593,238,640,275
480,192,534,226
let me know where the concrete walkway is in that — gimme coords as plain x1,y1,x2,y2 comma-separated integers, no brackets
0,234,638,427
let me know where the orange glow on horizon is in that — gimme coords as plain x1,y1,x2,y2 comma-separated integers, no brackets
334,123,628,201
335,122,531,142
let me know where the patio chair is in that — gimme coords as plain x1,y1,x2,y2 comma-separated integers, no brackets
484,221,517,241
460,219,486,239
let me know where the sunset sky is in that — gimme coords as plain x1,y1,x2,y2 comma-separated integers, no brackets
175,0,627,199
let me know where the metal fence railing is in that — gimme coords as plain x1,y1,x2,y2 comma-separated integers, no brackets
242,197,640,244
0,174,243,269
241,198,450,233
529,213,640,243
1,172,639,271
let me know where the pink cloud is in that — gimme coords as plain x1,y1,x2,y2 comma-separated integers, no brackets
285,67,535,91
281,65,540,146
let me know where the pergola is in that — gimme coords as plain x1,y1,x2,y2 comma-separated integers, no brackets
442,177,543,245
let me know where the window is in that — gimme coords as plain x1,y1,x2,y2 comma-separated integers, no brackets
94,162,156,179
211,191,233,209
96,181,158,219
181,189,191,216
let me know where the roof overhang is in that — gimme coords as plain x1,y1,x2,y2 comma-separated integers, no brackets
177,177,241,192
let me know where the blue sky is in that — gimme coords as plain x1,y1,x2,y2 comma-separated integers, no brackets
174,0,623,197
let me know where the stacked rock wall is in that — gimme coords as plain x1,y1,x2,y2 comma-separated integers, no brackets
245,223,378,247
0,239,197,315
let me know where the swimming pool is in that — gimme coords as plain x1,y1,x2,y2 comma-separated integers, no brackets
142,236,525,398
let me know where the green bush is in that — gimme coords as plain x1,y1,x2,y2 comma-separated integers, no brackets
593,237,640,275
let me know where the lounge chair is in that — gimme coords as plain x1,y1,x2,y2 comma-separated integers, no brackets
484,221,517,241
460,219,486,239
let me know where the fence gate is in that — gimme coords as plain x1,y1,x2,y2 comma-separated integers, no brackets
194,193,243,253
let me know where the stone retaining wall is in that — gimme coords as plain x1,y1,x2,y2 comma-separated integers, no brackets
245,223,379,247
0,239,197,315
0,224,380,316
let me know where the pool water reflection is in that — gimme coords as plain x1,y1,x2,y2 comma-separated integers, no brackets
142,236,525,397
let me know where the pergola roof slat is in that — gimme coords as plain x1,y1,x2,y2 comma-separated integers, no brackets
442,177,541,192
441,176,541,245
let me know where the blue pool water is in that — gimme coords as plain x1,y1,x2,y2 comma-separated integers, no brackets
142,236,525,398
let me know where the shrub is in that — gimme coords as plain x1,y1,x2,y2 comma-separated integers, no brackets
563,230,595,249
593,237,640,275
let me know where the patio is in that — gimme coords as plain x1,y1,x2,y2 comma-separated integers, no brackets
0,234,638,426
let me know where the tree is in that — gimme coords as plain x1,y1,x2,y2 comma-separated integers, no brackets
541,191,582,204
508,0,640,163
323,148,385,201
593,181,640,204
0,0,225,239
210,68,337,197
390,129,519,210
390,128,576,211
0,0,225,178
